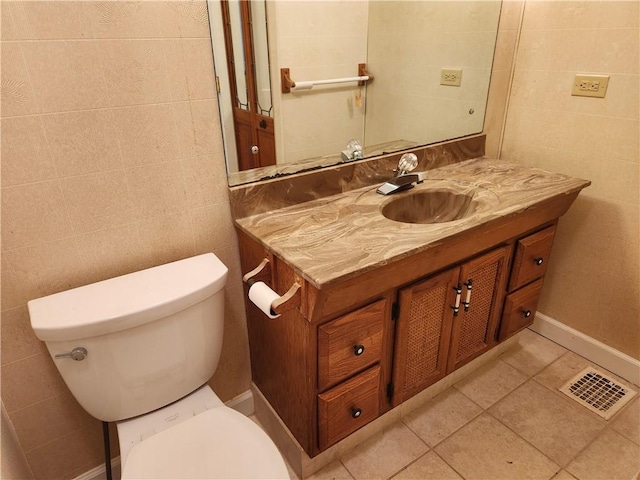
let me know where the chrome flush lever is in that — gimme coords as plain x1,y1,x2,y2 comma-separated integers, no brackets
55,347,88,361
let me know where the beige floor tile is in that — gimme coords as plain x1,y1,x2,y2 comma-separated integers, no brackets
435,414,559,480
286,461,300,480
489,380,605,466
392,451,462,480
534,352,615,392
454,359,528,409
534,352,591,391
566,428,640,480
500,329,567,377
403,388,482,447
307,460,353,480
340,423,428,480
611,397,640,446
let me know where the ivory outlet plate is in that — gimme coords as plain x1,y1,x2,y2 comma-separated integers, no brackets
441,68,462,87
572,74,609,98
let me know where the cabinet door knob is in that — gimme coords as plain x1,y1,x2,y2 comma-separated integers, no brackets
523,309,532,318
351,408,362,419
353,344,365,356
534,257,544,266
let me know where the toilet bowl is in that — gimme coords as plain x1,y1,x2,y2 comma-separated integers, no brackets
28,253,289,479
118,385,288,479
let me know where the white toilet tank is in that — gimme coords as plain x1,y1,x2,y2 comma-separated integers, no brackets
28,253,228,422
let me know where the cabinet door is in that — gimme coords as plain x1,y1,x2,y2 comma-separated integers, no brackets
448,247,510,372
392,267,460,404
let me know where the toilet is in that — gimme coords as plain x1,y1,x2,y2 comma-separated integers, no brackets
28,253,289,479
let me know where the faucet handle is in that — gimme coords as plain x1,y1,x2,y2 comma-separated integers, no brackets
396,153,418,176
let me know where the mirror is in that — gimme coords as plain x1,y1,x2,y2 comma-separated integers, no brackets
208,1,502,185
216,0,276,172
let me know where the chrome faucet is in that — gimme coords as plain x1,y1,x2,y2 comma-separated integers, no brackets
376,153,426,195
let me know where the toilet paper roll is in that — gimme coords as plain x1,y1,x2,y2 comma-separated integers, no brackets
248,282,281,319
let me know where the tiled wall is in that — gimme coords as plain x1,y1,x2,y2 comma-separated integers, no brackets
0,1,250,478
2,0,636,478
271,1,507,165
501,0,639,358
269,1,369,163
365,1,501,147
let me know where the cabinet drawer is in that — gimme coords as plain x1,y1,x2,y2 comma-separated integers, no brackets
318,365,380,451
318,299,385,391
499,278,544,340
509,226,556,291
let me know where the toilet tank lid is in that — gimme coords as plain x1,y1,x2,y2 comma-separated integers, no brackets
28,253,228,342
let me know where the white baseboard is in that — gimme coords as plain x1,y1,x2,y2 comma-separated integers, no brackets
74,390,255,480
531,312,640,387
74,458,120,480
225,389,255,416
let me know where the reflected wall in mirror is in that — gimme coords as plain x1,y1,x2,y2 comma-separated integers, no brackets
208,1,502,183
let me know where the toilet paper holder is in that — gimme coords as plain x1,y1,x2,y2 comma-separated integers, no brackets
242,258,301,316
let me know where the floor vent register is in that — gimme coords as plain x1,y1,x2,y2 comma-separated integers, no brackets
559,367,637,420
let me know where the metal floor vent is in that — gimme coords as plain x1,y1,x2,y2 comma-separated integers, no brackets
559,367,637,420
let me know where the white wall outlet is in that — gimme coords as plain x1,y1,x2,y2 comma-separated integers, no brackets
572,74,610,98
441,68,462,87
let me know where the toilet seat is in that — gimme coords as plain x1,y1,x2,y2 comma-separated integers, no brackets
121,407,290,479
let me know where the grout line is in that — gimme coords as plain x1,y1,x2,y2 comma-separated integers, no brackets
483,408,564,471
339,458,356,480
383,450,430,480
0,98,217,122
429,449,468,480
399,391,483,451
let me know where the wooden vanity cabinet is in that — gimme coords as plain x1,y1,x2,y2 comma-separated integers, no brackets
237,229,396,457
391,246,510,405
237,216,566,457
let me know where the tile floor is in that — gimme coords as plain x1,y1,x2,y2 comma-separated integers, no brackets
265,329,640,480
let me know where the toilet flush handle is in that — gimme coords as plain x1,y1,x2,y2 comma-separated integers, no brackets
55,347,88,361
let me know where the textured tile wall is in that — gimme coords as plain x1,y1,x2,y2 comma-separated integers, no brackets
501,0,639,358
366,1,502,149
0,1,250,478
270,1,370,163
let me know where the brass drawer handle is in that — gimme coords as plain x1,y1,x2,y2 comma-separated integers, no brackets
534,257,544,266
353,344,365,356
351,408,362,419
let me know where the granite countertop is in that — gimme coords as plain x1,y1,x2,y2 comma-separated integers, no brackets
235,158,590,289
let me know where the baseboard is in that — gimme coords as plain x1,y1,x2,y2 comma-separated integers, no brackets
531,312,640,386
225,389,255,416
74,390,255,480
74,459,121,480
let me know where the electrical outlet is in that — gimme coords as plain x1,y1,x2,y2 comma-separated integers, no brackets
572,74,609,98
441,68,462,87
